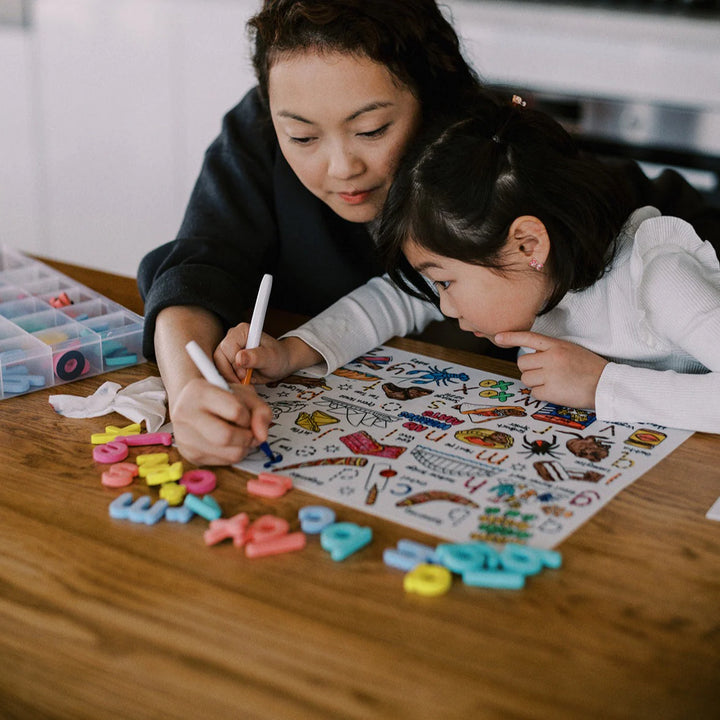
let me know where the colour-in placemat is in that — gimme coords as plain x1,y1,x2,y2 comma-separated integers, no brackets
236,345,691,548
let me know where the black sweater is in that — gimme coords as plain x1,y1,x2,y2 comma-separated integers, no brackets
138,86,720,359
137,88,380,358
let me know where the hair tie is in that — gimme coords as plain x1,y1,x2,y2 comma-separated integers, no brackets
491,94,526,146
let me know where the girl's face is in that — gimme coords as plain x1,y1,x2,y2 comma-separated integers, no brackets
404,240,552,343
268,49,422,223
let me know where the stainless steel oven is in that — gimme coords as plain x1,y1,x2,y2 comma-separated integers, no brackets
447,0,720,205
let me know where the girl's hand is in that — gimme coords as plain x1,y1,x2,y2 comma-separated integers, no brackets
214,323,323,384
170,378,272,466
494,331,608,409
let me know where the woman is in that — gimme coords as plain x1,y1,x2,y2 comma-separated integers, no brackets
138,0,483,465
138,0,719,465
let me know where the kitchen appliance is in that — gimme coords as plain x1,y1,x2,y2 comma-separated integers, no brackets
449,0,720,205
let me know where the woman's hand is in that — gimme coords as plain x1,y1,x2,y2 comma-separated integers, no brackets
152,305,272,466
170,378,272,466
214,323,323,384
494,331,608,409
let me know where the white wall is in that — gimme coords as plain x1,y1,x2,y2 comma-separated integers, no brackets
0,20,40,256
1,0,259,276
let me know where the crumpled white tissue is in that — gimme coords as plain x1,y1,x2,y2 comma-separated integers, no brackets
48,376,167,432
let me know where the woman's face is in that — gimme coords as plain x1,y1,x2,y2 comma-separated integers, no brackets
268,49,422,223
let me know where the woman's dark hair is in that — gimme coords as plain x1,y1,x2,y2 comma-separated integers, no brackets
248,0,482,122
377,97,637,313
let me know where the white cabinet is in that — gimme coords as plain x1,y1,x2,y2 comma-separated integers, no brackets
0,22,41,255
174,0,259,197
33,1,177,276
0,0,259,277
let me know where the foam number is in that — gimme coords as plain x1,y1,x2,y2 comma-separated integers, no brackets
108,492,135,519
320,522,372,561
245,531,306,558
184,494,222,521
180,469,217,495
504,543,562,571
92,432,122,445
2,373,31,394
403,564,452,597
247,515,290,544
247,472,293,499
430,541,562,590
464,544,562,589
136,452,170,468
117,432,172,447
384,539,439,572
54,349,89,381
435,542,500,573
91,423,142,444
165,503,194,523
93,440,129,464
137,453,171,477
200,510,306,558
101,462,139,488
244,515,305,558
105,423,142,437
497,544,543,576
298,506,336,534
127,496,169,525
159,482,187,506
204,513,250,547
145,462,184,486
461,568,525,590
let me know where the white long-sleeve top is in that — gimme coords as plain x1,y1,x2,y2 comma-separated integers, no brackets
285,207,720,433
285,273,442,373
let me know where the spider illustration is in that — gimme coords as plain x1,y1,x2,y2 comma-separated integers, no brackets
520,434,561,458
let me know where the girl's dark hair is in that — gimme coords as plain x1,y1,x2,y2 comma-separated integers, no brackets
248,0,481,122
377,97,637,313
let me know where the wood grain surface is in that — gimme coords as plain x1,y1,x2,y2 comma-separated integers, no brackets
1,261,718,720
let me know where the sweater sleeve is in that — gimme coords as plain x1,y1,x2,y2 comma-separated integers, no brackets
137,88,279,358
595,363,720,433
282,275,443,375
595,222,720,433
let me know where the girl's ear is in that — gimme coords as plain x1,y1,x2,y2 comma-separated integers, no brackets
508,216,550,266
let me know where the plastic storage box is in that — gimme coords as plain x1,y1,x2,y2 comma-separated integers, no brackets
0,246,145,399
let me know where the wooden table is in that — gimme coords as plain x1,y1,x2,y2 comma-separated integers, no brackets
1,259,718,720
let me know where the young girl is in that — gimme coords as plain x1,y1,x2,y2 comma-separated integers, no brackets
223,97,720,433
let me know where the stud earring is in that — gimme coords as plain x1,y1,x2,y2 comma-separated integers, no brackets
529,257,544,270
